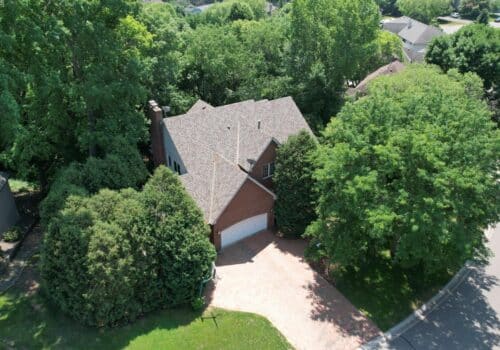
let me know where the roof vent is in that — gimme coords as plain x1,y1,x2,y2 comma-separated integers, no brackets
257,120,261,129
161,106,171,117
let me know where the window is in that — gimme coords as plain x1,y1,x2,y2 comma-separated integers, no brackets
262,162,275,179
168,156,172,167
263,164,269,178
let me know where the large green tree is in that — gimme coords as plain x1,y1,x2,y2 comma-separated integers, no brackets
459,0,492,19
289,0,380,125
0,0,152,187
396,0,451,23
274,131,317,238
426,24,500,89
307,65,499,276
41,167,216,327
376,0,401,15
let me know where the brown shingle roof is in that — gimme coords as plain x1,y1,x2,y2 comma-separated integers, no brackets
348,60,406,96
163,97,311,223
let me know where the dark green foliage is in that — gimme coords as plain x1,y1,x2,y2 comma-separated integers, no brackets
426,24,500,89
376,0,401,15
459,0,492,19
229,2,255,21
308,65,499,277
0,0,151,187
41,167,216,327
290,0,381,125
39,143,148,229
477,8,490,23
3,226,22,242
274,131,317,238
396,0,451,23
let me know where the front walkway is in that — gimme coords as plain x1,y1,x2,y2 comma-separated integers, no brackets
206,231,380,350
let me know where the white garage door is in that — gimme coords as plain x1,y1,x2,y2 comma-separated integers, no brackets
221,213,267,249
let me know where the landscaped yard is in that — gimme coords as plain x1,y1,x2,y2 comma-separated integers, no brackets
333,256,453,331
0,286,291,350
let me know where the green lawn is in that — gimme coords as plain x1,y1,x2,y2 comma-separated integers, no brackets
333,257,453,331
0,288,292,350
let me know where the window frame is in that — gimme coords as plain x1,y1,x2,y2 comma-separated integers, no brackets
262,162,275,179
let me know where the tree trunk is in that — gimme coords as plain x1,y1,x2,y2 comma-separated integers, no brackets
87,109,96,157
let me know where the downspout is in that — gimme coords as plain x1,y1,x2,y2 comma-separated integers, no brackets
198,261,216,297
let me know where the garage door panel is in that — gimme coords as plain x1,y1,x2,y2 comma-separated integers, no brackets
221,214,267,248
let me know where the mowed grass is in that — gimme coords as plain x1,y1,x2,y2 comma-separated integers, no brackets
333,256,453,331
0,288,292,350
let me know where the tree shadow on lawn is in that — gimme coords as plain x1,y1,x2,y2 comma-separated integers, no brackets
329,258,454,332
303,272,382,344
0,287,204,350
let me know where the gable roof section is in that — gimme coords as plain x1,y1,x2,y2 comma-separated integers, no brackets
383,17,443,45
163,97,311,224
348,60,405,95
187,99,214,113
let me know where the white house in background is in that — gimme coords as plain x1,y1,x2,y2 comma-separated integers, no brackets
382,16,443,62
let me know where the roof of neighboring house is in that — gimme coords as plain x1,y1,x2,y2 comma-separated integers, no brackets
348,60,406,96
163,97,311,224
382,16,443,45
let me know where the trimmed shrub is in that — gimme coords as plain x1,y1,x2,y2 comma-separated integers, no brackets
39,142,148,228
41,167,216,327
274,130,318,238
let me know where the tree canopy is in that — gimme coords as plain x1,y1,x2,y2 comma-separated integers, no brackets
307,65,499,276
396,0,451,23
0,0,151,188
290,0,381,124
426,24,500,89
41,167,216,327
459,0,492,19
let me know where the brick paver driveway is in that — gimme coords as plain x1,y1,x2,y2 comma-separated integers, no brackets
206,231,381,350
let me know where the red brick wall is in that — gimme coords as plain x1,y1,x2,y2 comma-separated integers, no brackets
212,179,275,250
249,141,277,190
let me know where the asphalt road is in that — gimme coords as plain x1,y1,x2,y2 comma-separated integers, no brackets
374,225,500,350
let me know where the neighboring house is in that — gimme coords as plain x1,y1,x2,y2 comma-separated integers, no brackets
347,60,406,96
149,97,312,250
185,3,215,14
0,173,19,236
382,16,443,62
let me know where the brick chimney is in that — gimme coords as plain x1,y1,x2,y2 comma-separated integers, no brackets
148,100,166,167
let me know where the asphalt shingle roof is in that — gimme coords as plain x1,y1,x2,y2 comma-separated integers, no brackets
163,97,311,224
383,16,443,45
348,60,406,95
